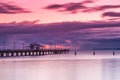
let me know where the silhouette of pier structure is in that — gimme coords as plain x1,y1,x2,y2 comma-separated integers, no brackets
0,43,69,58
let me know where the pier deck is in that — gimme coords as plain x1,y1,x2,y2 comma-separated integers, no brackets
0,49,69,58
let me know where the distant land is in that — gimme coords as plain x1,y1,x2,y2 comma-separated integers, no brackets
93,48,120,50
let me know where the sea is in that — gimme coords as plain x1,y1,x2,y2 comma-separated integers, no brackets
0,50,120,80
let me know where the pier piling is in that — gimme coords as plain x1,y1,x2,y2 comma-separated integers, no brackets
0,49,69,58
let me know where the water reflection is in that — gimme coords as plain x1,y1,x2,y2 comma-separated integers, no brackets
102,59,120,80
1,50,120,80
0,59,102,80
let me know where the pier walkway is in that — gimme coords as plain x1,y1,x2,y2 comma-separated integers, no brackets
0,49,69,58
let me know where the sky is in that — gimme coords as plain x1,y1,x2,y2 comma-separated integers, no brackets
0,0,120,50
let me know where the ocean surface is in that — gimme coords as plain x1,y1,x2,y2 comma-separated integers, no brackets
0,50,120,80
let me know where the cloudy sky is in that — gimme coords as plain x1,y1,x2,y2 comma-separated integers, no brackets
0,0,120,50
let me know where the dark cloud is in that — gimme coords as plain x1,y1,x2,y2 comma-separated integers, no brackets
106,18,120,21
0,3,31,14
45,3,87,13
45,4,64,9
81,0,95,4
44,0,94,13
64,3,86,13
83,5,120,12
102,12,120,17
0,20,120,49
44,1,120,14
83,38,120,49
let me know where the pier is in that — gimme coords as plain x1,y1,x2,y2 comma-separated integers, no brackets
0,42,70,58
0,49,69,58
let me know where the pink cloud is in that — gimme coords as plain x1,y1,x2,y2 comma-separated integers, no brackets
0,2,31,14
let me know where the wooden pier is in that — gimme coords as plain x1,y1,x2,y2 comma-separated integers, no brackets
0,49,69,58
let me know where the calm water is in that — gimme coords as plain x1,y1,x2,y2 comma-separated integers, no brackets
0,50,120,80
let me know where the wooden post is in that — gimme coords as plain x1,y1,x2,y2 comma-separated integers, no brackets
74,51,77,56
93,51,95,55
113,51,115,55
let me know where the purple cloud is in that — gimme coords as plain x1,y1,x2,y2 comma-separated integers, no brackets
102,12,120,17
0,3,31,14
0,20,120,49
44,1,120,14
63,3,87,13
106,18,120,21
83,5,120,12
45,4,64,9
44,0,94,13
